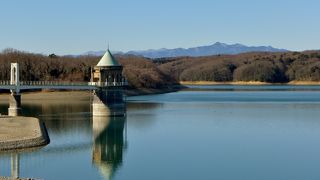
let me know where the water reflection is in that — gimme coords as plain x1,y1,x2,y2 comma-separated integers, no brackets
10,153,19,179
92,89,127,180
2,88,320,179
0,152,42,180
0,153,19,179
0,91,129,180
92,115,127,180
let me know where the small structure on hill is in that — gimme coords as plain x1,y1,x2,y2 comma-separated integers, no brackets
91,49,125,86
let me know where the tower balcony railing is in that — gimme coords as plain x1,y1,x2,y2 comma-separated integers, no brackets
88,81,128,87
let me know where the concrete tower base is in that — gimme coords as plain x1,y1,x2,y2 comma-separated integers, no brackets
92,94,126,117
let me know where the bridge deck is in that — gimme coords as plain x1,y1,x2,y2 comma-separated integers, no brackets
0,81,127,90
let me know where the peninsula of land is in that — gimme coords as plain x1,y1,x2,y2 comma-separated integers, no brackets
0,116,49,152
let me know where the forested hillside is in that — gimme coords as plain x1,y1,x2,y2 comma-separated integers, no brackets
159,51,320,83
1,49,320,88
0,49,178,89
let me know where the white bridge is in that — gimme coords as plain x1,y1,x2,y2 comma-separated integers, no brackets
0,63,127,93
0,81,127,91
0,60,127,116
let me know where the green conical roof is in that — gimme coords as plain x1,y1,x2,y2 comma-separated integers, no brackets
96,49,120,67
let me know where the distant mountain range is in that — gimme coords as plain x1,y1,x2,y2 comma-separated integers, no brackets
83,42,288,58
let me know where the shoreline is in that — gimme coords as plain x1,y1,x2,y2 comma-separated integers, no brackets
180,81,320,86
2,81,320,99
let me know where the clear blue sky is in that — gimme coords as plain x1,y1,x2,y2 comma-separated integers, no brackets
0,0,319,55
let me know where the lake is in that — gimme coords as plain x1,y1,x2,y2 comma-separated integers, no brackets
1,85,320,180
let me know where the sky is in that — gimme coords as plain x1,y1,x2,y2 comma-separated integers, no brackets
0,0,319,55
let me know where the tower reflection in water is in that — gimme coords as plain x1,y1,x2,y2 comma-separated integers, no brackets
92,102,127,180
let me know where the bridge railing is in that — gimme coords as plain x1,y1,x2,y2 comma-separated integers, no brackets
0,81,11,85
1,81,128,86
1,80,129,87
20,81,89,86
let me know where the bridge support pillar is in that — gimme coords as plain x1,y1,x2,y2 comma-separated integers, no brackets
8,93,21,116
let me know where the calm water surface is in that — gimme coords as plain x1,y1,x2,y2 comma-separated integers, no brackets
1,85,320,180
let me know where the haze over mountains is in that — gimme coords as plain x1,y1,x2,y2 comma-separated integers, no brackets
83,42,288,58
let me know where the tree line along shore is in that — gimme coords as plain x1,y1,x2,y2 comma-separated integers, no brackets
1,49,320,93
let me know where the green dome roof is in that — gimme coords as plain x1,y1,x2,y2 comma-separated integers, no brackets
96,49,120,67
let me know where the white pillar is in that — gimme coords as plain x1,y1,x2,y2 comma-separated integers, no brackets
10,63,20,94
9,63,21,116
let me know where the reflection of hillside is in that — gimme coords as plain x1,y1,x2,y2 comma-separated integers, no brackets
92,115,126,180
1,97,92,133
127,102,162,110
20,100,91,133
126,102,161,128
